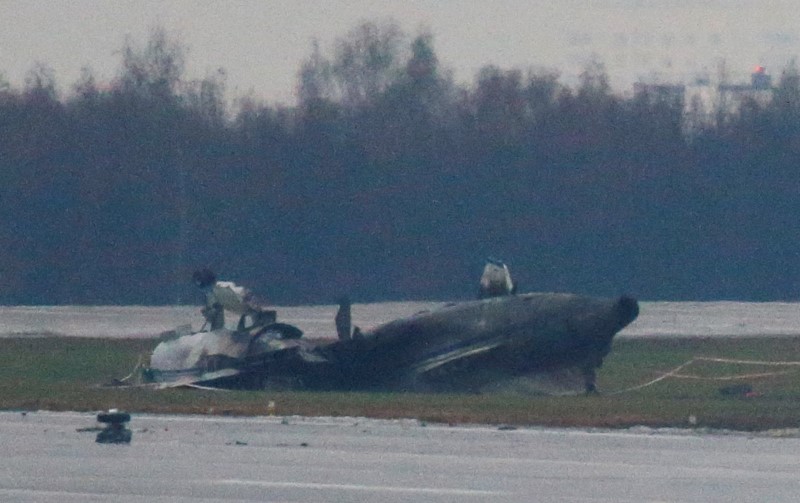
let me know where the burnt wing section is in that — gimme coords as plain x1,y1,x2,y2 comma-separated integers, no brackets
308,293,639,393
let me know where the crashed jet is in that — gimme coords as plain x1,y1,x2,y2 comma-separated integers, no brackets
143,269,639,394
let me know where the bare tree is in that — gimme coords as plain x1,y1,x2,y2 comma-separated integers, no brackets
331,20,406,108
297,39,334,107
118,26,186,101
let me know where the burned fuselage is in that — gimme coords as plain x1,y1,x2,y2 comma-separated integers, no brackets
145,292,639,394
305,292,638,393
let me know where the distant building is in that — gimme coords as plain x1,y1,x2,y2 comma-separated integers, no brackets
507,2,799,94
634,66,776,135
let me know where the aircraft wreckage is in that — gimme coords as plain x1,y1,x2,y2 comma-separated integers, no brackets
141,263,639,394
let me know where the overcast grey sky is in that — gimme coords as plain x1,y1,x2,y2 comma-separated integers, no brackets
2,0,798,105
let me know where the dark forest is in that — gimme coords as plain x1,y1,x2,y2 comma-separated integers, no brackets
2,22,800,305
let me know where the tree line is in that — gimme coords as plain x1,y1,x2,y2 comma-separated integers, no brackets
2,22,800,305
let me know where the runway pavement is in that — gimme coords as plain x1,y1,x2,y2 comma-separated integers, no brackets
1,411,799,502
3,301,800,339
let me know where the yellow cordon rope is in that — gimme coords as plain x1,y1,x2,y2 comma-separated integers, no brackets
607,359,697,395
693,356,800,366
608,356,800,395
670,370,795,380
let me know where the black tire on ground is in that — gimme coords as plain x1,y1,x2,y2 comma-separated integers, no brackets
96,427,132,444
97,412,131,424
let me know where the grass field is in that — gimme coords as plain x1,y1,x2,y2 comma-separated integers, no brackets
1,336,799,431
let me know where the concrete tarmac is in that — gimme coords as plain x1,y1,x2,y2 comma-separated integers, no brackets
3,301,800,339
1,411,799,502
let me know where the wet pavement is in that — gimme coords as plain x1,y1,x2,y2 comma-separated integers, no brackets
2,411,799,502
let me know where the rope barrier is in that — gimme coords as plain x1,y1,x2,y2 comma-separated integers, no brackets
607,359,696,395
693,356,800,366
608,356,800,395
670,370,795,381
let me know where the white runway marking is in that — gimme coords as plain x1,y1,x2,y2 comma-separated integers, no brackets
216,479,509,496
